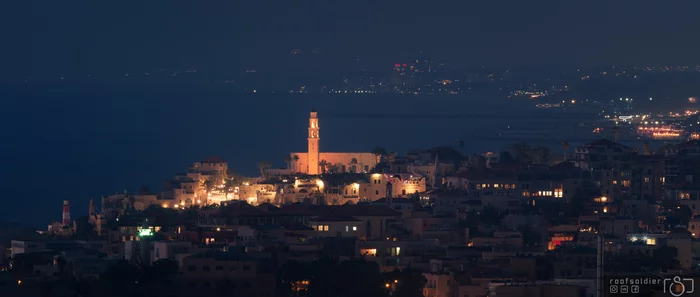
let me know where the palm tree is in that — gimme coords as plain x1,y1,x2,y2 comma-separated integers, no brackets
257,162,271,177
203,177,216,195
222,179,236,200
284,155,292,169
372,146,388,163
350,158,358,173
386,152,397,163
328,163,340,173
293,154,300,172
319,160,329,174
561,140,570,159
458,140,465,152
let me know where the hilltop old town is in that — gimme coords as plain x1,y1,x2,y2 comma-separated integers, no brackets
2,109,700,297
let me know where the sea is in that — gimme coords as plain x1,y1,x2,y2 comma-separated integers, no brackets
0,81,601,227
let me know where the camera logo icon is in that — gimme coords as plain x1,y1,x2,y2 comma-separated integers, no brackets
664,276,695,297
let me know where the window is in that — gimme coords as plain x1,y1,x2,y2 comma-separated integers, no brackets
360,248,377,256
554,189,563,198
389,247,401,256
352,226,357,231
316,225,329,231
243,265,251,271
203,265,210,271
644,177,650,183
187,266,196,271
216,266,223,271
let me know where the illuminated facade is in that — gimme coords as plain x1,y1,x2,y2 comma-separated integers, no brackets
291,109,378,175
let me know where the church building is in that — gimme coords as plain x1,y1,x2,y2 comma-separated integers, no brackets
291,109,378,174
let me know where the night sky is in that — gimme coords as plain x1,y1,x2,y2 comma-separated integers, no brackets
5,0,700,80
3,1,700,227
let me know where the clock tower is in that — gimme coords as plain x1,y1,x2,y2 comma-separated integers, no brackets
308,109,320,174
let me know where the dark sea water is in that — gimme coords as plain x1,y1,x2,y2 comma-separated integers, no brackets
0,82,598,227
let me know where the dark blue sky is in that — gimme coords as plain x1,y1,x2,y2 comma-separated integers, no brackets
3,0,700,227
5,0,700,79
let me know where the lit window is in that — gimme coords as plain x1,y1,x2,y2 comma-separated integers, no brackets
646,238,656,245
389,247,401,256
352,226,357,231
555,189,565,198
360,248,377,256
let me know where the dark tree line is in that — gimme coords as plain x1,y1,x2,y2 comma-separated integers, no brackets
278,258,426,297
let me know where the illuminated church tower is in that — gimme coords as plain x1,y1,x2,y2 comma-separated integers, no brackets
308,109,320,174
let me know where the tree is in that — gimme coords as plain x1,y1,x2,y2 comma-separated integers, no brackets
328,163,341,173
102,260,138,282
284,155,293,169
372,147,388,159
74,215,98,240
350,158,359,172
150,259,178,278
222,178,236,199
479,205,502,226
138,185,151,195
652,246,679,270
499,151,515,164
257,161,271,177
517,225,542,247
384,268,427,297
510,142,533,163
319,160,329,174
293,154,300,172
386,152,397,163
280,258,387,297
203,176,216,195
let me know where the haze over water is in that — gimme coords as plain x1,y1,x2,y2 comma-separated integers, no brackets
1,82,597,226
